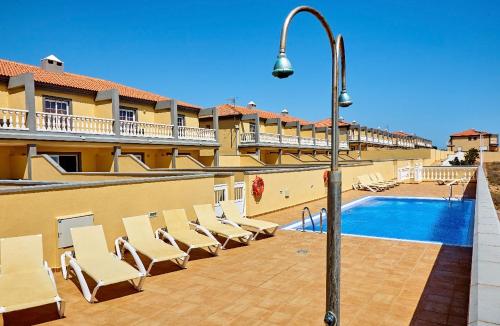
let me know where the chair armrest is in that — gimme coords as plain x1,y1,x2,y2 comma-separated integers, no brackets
189,222,221,244
114,237,146,275
155,228,180,250
219,218,240,228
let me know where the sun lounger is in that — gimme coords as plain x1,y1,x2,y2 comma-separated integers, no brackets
369,173,396,187
61,225,146,303
375,172,400,186
163,209,221,256
115,215,189,274
0,234,64,320
356,175,387,192
193,204,253,249
220,200,279,240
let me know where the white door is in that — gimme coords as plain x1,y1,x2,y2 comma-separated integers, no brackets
234,182,246,216
213,184,228,217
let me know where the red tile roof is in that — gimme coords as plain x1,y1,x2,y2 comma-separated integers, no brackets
0,58,200,109
314,118,350,128
450,129,491,137
216,104,313,126
392,131,412,137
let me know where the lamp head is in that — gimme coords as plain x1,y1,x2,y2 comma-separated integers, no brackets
338,89,352,107
272,53,294,79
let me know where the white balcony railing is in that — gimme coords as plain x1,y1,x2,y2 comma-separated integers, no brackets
178,126,216,141
36,112,114,135
120,120,173,138
281,135,299,145
360,136,367,142
316,139,328,146
367,136,374,143
339,141,349,150
259,133,281,143
422,166,477,182
1,108,28,130
300,137,315,145
240,132,256,143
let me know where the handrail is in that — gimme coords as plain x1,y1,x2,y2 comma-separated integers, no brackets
319,208,327,234
301,206,315,232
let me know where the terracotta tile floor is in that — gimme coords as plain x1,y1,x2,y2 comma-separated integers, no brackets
3,183,473,326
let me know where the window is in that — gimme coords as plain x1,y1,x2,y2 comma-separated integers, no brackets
249,123,256,133
43,97,70,115
177,114,186,127
119,107,137,121
47,154,80,172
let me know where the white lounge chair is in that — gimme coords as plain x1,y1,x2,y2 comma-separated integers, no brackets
220,200,279,240
0,234,64,321
356,175,387,192
61,225,146,303
193,204,253,249
163,209,221,256
369,173,396,187
115,215,189,274
375,172,400,186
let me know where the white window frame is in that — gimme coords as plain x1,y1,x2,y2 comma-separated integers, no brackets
119,107,137,121
177,114,186,127
43,97,70,115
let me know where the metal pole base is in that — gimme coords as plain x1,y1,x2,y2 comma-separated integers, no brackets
324,311,337,326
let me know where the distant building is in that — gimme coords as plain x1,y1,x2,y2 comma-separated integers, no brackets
448,129,498,152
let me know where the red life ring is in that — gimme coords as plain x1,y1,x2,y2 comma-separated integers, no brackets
252,176,265,197
323,170,329,185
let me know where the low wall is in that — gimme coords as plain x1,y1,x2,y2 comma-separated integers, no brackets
218,154,265,167
0,174,216,267
116,155,150,172
176,155,205,169
360,148,450,164
468,167,500,325
482,151,500,163
30,155,135,181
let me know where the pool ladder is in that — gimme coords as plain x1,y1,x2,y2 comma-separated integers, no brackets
301,207,326,233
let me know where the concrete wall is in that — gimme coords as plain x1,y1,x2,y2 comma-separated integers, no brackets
0,175,215,267
218,155,265,167
468,167,500,325
0,146,28,179
244,167,328,217
482,152,500,162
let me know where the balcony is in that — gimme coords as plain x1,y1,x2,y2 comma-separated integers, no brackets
239,132,332,148
178,126,216,141
300,137,315,146
1,108,28,130
281,135,299,145
120,120,173,138
0,109,217,144
36,112,114,135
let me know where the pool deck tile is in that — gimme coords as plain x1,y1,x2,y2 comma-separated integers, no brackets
1,183,473,326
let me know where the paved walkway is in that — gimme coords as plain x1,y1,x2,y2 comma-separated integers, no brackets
3,183,472,325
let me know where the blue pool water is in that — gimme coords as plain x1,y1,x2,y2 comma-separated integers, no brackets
296,197,475,246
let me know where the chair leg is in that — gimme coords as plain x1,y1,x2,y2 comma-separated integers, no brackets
57,299,66,318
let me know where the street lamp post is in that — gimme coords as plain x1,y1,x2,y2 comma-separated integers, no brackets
271,6,352,326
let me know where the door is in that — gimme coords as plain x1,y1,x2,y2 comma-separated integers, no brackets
234,182,246,216
213,184,228,217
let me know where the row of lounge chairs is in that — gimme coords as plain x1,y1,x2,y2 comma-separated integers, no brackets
354,172,400,192
0,201,279,321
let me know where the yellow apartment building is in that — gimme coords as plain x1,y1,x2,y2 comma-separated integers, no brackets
200,103,333,165
0,55,220,179
448,129,498,152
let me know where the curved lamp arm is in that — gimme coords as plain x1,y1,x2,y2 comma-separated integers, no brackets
275,5,339,171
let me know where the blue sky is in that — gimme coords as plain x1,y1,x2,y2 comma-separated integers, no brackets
1,0,499,147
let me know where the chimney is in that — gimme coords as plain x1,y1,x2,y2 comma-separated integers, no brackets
40,55,64,73
281,108,289,115
247,101,257,109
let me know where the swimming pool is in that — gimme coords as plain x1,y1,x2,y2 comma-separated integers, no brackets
284,196,475,246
